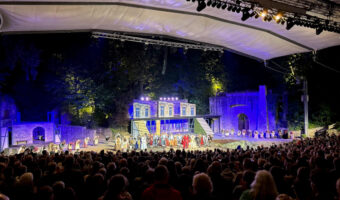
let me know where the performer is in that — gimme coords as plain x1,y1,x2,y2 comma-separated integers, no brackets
141,134,147,150
254,131,259,139
165,133,170,147
169,133,174,147
134,137,139,150
271,130,276,138
195,135,200,147
75,140,81,151
68,142,73,151
260,131,264,138
177,134,182,147
290,131,295,139
231,129,235,136
189,135,196,148
149,133,153,147
242,129,246,137
225,129,230,137
161,133,166,146
237,130,241,136
153,134,158,147
200,135,204,146
115,134,122,151
84,137,89,148
122,137,129,152
59,140,66,151
93,135,99,146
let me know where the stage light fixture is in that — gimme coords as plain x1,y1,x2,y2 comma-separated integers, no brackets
196,0,206,12
221,3,227,9
274,13,282,22
141,97,145,101
260,9,267,18
227,4,232,11
241,8,251,21
236,7,241,13
216,2,222,8
254,12,259,19
250,11,256,18
232,6,237,12
316,26,323,35
207,0,212,6
286,18,294,30
175,97,179,100
211,0,216,7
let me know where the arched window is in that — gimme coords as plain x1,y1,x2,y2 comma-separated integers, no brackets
238,114,249,130
33,127,45,143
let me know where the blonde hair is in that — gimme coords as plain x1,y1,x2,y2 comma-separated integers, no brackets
193,173,213,194
250,170,278,200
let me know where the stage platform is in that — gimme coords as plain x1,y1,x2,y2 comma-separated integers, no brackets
1,134,294,155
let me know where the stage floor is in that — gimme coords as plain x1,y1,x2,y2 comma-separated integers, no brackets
3,135,293,155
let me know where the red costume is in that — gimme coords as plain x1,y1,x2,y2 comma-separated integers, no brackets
200,136,204,146
149,134,153,146
182,135,189,149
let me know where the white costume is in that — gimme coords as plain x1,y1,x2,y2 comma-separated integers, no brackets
141,135,147,150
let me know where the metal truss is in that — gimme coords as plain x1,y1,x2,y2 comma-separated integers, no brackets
92,32,225,52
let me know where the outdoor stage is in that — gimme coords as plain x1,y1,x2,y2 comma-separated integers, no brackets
64,134,293,153
2,134,293,155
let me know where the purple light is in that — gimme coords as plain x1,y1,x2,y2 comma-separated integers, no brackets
146,97,149,101
141,97,145,101
171,97,174,101
160,97,163,101
167,97,170,100
175,97,178,100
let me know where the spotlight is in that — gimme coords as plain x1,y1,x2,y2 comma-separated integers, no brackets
227,4,232,11
211,0,216,7
175,97,178,100
254,12,259,19
260,9,267,18
171,97,174,101
274,13,282,22
141,97,145,101
146,97,149,101
286,18,294,30
267,16,272,22
196,0,206,12
207,0,212,6
250,11,256,18
241,8,251,21
316,26,323,35
216,2,221,9
232,6,237,12
221,3,227,9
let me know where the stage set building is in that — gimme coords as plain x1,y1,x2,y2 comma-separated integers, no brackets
0,95,96,151
209,85,288,133
129,98,215,138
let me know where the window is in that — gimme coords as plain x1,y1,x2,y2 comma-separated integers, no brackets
136,107,140,118
169,107,173,116
182,107,186,116
160,106,165,117
145,108,149,117
191,107,194,116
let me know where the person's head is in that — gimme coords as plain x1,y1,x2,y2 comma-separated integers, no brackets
19,172,34,188
192,173,213,195
242,170,255,188
336,178,340,197
275,194,293,200
251,170,278,200
154,165,169,184
37,185,54,200
0,193,9,200
107,174,129,195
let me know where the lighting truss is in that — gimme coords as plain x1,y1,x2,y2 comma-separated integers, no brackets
92,32,225,52
190,0,340,34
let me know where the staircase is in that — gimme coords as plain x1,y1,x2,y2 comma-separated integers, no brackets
196,118,214,136
133,120,150,137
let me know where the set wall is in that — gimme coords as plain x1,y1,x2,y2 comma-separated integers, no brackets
210,85,282,132
12,122,55,145
58,125,96,143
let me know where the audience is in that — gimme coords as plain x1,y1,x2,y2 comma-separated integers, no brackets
0,134,339,200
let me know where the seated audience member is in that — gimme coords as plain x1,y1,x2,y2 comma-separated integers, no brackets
240,170,278,200
141,165,182,200
100,174,132,200
192,173,214,200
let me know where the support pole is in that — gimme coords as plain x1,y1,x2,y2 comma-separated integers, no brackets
303,79,309,136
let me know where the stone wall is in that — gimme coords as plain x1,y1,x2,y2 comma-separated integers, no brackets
12,122,55,145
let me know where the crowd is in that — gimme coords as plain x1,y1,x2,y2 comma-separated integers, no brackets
0,134,340,200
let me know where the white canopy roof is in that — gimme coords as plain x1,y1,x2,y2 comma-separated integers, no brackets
0,0,340,60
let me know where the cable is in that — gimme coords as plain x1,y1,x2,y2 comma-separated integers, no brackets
264,61,288,74
270,60,290,72
313,59,340,74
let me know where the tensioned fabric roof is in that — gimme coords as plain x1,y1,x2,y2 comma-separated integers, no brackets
0,0,339,60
